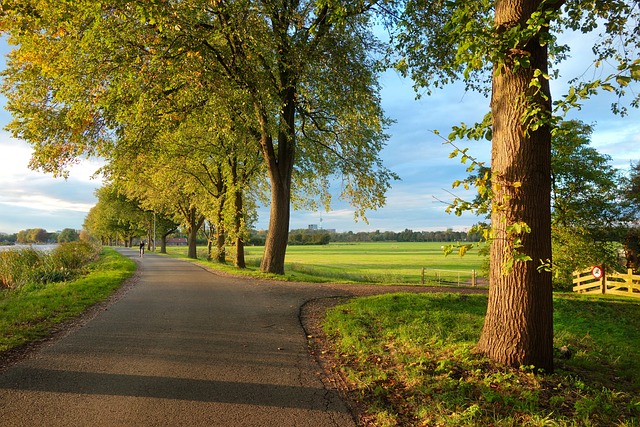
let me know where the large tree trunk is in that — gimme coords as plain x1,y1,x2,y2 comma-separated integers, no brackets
261,177,291,274
160,232,169,254
476,0,554,371
186,207,205,259
233,184,246,269
215,226,226,263
258,84,296,275
215,207,226,263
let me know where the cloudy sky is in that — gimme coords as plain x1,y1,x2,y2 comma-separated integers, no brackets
1,29,639,235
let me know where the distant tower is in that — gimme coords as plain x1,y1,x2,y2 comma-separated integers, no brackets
319,213,323,230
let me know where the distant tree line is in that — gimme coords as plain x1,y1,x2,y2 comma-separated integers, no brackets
0,228,83,245
329,228,483,243
243,227,482,246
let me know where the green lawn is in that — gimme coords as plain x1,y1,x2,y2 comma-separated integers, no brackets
323,292,640,426
168,241,487,285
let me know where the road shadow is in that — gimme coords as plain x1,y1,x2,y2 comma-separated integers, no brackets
0,366,335,410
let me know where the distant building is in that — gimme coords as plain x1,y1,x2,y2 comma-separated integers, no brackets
308,224,319,230
166,237,188,246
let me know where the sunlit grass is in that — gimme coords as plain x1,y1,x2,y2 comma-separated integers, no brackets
323,292,640,426
164,241,486,285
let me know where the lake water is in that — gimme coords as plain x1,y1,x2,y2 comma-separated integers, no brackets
0,244,59,252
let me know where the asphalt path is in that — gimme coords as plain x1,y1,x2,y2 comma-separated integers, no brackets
0,248,486,426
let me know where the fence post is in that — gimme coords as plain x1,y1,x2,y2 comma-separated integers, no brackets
601,265,606,295
472,270,476,287
422,267,425,285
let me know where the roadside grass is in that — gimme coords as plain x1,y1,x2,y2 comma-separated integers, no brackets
0,247,135,353
164,241,486,285
322,292,640,426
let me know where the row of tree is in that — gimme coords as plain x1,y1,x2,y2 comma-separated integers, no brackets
3,0,639,373
328,229,483,243
1,0,396,273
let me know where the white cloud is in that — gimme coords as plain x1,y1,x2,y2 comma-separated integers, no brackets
0,132,104,233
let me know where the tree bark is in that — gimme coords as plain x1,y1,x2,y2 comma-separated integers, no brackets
215,208,226,263
476,0,554,371
258,83,296,274
160,232,169,254
261,175,291,274
233,185,246,269
215,226,226,263
186,207,205,259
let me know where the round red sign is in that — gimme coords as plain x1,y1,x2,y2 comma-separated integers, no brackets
591,266,603,279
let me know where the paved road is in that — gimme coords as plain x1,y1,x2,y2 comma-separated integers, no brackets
0,249,360,426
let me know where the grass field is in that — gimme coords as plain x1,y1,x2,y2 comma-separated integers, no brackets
168,241,488,286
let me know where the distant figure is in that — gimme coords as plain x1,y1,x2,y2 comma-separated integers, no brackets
139,241,145,257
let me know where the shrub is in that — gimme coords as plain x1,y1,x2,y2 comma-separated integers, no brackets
0,242,101,290
0,248,45,289
50,241,101,271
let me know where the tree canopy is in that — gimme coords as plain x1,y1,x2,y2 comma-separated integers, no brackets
0,0,397,274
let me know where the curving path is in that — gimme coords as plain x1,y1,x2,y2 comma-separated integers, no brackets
0,248,485,426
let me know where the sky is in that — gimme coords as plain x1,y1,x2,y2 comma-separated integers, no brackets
1,30,639,236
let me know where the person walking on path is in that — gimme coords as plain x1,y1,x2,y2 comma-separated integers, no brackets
139,240,145,257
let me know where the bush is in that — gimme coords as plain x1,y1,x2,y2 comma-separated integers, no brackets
0,248,44,289
50,241,101,271
0,242,101,290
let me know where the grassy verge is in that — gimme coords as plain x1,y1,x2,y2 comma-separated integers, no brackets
0,247,135,353
323,292,640,426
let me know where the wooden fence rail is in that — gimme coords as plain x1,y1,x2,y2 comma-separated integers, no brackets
422,268,480,286
573,268,640,298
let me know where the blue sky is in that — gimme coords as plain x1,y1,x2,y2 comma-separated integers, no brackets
1,31,639,235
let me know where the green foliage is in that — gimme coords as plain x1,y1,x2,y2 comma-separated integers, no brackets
395,2,639,286
57,228,79,243
551,120,626,230
548,120,630,286
287,230,331,246
552,227,623,290
621,164,640,271
83,184,147,245
15,228,51,244
323,292,640,426
0,248,42,289
1,0,398,275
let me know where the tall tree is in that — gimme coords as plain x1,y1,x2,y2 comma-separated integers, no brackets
0,0,396,275
394,0,639,370
57,228,79,243
197,1,396,274
622,162,640,270
550,120,627,285
84,185,145,246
